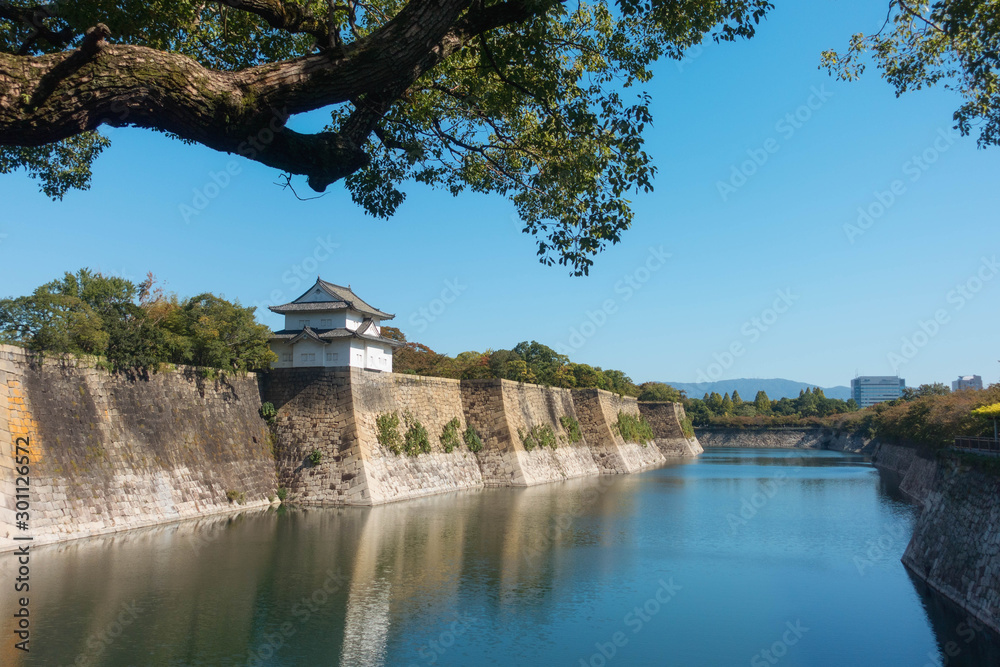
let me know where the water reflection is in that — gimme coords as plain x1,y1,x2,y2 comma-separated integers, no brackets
1,449,997,666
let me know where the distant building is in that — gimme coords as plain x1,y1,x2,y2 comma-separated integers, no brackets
851,376,905,408
268,278,401,370
952,375,983,391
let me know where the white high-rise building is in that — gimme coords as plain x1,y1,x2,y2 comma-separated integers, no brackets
851,376,905,408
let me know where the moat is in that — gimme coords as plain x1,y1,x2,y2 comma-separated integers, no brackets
5,448,1000,666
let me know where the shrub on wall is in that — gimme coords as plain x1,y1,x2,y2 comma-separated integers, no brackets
615,411,655,445
680,417,695,439
259,402,277,424
440,418,462,453
376,412,403,454
225,489,245,505
559,415,583,443
403,413,431,456
463,426,484,453
276,487,288,501
308,449,322,466
520,424,557,451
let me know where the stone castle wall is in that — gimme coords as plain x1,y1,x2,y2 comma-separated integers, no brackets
696,427,872,454
0,345,277,551
902,458,1000,635
350,372,483,503
1,347,701,548
269,375,699,504
500,381,600,485
638,401,704,457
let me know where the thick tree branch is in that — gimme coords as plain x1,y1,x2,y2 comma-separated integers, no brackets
215,0,330,42
0,0,554,190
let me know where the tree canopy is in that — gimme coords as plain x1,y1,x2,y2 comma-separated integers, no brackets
0,269,275,373
0,0,775,274
384,330,688,398
823,0,1000,147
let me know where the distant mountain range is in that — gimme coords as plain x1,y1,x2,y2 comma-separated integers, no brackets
663,378,852,401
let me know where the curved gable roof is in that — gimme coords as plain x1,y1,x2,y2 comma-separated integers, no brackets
268,278,394,319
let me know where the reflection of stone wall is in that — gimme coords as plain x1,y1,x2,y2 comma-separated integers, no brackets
0,345,276,551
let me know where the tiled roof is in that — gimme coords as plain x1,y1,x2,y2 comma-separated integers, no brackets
269,327,403,347
268,278,394,319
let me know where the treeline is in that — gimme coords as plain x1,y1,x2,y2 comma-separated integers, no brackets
685,387,859,427
0,269,274,373
384,330,683,401
833,384,1000,450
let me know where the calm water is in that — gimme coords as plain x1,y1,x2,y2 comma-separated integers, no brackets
6,448,1000,666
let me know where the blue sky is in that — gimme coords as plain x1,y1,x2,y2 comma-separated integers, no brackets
1,0,997,389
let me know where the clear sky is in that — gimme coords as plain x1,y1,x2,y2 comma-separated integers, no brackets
1,0,997,389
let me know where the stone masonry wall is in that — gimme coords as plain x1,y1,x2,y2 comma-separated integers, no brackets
697,428,873,454
350,371,483,503
499,381,600,485
598,391,666,471
460,379,523,486
0,345,276,551
263,368,369,505
572,389,665,474
638,402,703,457
902,459,1000,635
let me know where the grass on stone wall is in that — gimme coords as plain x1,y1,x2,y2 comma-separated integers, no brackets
376,412,403,455
559,415,583,443
463,426,483,453
520,424,557,451
681,417,695,439
226,489,245,505
615,411,655,446
440,418,462,453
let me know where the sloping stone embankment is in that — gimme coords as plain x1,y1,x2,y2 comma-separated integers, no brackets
0,345,276,552
696,428,872,453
